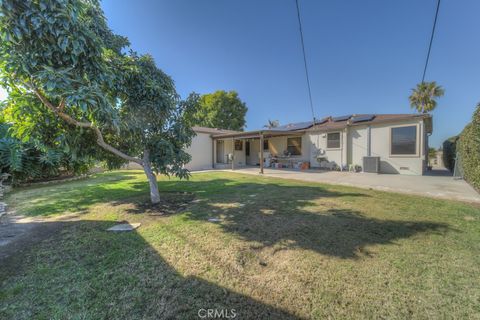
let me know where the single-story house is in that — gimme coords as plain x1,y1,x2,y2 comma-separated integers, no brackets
184,114,432,175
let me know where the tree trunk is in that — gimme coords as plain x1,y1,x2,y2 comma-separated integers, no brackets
31,90,161,204
142,150,161,204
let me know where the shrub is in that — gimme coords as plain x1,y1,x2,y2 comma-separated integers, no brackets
0,123,95,185
442,135,459,171
457,105,480,190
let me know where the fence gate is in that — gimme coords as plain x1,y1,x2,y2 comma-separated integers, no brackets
453,152,464,180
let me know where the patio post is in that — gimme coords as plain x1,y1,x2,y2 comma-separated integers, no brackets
231,137,234,171
260,133,264,174
211,138,215,169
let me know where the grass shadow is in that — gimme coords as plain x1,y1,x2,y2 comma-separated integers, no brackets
0,219,302,319
9,171,449,260
179,180,448,259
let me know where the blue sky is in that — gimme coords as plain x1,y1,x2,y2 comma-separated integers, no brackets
4,1,478,148
100,0,480,148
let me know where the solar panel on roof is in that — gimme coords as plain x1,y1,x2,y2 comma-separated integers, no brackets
274,121,314,131
271,117,329,131
314,117,328,125
351,114,375,123
332,115,352,122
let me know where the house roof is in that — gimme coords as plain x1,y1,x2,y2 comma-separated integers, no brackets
209,113,432,139
268,117,329,131
309,114,432,132
192,126,240,135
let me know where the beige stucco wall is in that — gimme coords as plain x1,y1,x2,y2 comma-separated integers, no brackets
214,135,310,166
267,135,310,161
189,118,426,175
309,118,426,175
124,161,143,170
348,125,368,167
308,130,347,168
369,119,425,175
233,140,246,166
184,132,213,171
246,139,261,165
214,139,246,167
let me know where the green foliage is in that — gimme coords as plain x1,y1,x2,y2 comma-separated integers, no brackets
457,104,480,190
109,52,195,178
0,0,113,110
0,0,196,198
428,147,437,160
187,90,247,131
409,81,445,113
0,122,94,184
442,135,458,172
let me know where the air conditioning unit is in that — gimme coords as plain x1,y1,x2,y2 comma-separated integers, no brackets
363,156,380,173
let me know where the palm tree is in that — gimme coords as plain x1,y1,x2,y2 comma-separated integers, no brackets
409,81,445,113
264,119,280,129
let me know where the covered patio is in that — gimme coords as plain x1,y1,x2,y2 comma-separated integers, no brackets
212,129,311,173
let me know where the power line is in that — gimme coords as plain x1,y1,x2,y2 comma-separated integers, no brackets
421,0,441,83
295,0,316,123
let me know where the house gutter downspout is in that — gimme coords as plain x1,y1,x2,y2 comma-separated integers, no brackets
367,125,371,157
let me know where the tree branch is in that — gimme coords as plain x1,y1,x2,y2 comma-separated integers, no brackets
32,88,143,165
58,98,66,112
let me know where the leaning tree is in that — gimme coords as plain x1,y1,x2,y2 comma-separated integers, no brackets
0,0,196,204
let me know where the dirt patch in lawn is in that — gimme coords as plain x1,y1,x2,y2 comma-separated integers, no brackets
116,192,196,216
0,192,195,265
0,213,80,277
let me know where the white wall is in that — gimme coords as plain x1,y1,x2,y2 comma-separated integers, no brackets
268,135,310,161
233,140,246,166
348,125,368,167
214,139,246,166
308,130,346,168
369,119,424,175
190,118,426,175
184,132,213,171
308,119,425,175
214,135,311,167
247,139,261,165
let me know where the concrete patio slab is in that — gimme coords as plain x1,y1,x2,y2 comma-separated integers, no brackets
107,223,141,232
212,167,480,204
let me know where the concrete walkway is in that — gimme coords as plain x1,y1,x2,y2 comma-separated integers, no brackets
222,167,480,204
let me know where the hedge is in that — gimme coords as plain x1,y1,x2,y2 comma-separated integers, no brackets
457,105,480,190
0,122,95,185
442,135,458,172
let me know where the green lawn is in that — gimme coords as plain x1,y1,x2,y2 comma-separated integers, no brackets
1,170,479,319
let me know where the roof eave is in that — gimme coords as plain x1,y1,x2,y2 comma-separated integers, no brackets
308,114,431,132
212,129,307,139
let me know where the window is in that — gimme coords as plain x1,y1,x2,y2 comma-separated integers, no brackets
391,126,417,155
287,137,302,155
245,141,250,156
263,139,269,151
234,140,243,151
327,132,340,149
